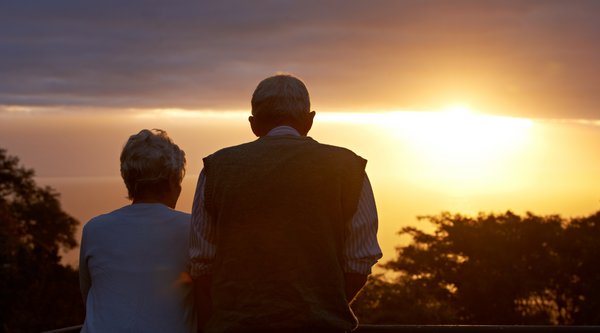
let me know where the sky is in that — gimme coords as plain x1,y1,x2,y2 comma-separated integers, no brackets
1,1,600,267
2,0,600,118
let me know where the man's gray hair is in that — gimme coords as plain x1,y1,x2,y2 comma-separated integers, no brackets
120,129,186,201
251,73,311,124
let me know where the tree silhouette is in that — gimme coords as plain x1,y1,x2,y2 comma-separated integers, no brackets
353,210,600,325
0,148,85,333
352,273,458,325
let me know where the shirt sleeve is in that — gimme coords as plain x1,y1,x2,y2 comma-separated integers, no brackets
79,226,91,306
343,173,383,275
190,168,217,278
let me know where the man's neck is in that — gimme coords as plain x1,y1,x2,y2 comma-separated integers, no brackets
266,126,300,137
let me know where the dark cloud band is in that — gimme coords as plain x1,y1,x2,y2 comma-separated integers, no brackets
1,0,599,118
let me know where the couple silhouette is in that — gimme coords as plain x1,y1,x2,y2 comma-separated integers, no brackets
79,73,382,333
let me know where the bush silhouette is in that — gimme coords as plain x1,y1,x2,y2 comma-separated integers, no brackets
353,211,600,325
0,148,84,333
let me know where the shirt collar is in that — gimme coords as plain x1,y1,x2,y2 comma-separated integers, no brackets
266,126,300,137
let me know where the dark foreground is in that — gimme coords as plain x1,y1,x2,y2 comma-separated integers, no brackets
42,324,600,333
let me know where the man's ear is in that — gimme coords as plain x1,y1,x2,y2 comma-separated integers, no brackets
249,116,263,137
300,111,316,136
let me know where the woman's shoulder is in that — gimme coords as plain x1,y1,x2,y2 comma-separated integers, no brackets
153,205,191,222
164,209,192,232
82,204,191,237
84,207,124,229
166,207,191,219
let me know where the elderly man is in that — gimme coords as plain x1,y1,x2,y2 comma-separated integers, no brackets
191,73,382,333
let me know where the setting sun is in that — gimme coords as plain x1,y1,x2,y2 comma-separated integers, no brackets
401,110,534,195
318,110,535,195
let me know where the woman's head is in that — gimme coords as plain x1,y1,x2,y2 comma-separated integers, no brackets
120,129,186,204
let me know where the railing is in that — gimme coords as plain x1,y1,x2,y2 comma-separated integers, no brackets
41,324,600,333
41,326,82,333
356,326,600,332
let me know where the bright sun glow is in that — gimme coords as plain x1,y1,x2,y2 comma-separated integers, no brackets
397,110,533,194
319,109,535,195
444,105,472,116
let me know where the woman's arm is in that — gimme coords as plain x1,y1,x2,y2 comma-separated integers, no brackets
79,227,91,306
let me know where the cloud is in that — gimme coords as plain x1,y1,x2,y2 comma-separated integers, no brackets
1,0,599,118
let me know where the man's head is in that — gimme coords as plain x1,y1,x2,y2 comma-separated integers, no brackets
249,73,315,137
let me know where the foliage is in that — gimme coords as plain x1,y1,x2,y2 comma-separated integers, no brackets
0,149,85,333
352,273,458,325
353,210,600,325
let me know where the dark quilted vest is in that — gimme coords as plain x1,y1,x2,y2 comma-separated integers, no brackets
203,135,366,333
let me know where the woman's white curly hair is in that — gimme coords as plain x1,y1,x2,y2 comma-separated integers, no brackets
120,129,186,201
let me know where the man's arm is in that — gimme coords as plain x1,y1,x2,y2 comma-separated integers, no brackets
190,169,217,329
343,174,383,275
344,273,368,305
194,275,213,330
343,174,382,304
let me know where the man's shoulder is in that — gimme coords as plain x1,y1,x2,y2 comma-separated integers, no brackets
208,137,362,156
304,139,367,166
204,138,366,173
204,140,260,159
313,140,361,157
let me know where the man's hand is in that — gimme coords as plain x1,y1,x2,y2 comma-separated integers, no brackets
194,275,213,330
344,273,368,305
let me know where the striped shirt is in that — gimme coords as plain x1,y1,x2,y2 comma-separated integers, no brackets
189,126,383,277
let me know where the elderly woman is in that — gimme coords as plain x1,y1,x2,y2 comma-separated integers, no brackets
79,129,196,333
